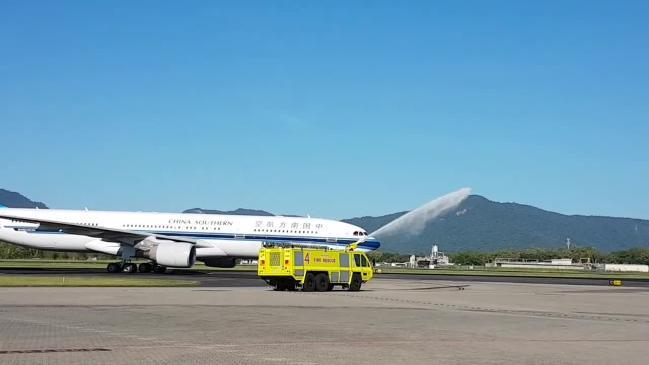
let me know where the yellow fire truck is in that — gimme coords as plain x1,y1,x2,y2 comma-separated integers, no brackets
258,244,374,291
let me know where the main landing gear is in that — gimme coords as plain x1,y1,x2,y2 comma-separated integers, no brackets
105,262,165,274
106,262,122,273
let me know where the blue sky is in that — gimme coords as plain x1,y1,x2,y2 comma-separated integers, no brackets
1,1,648,219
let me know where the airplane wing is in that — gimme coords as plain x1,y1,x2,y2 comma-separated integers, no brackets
0,213,199,246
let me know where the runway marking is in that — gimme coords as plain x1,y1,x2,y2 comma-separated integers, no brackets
0,348,111,355
392,284,469,290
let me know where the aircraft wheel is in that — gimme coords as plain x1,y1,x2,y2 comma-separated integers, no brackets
106,262,122,273
138,263,153,273
314,273,329,292
152,264,167,274
122,263,138,274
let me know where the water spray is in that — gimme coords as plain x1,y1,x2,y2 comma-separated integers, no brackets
370,187,472,238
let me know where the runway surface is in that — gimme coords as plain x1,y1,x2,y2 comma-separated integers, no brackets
1,267,649,287
1,277,648,364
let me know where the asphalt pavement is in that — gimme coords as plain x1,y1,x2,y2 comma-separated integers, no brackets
1,278,648,364
1,267,648,287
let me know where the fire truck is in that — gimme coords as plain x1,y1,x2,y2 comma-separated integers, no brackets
258,243,374,291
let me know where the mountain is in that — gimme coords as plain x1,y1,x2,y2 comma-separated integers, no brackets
0,189,48,209
183,208,274,216
343,195,649,253
183,208,302,217
185,196,649,253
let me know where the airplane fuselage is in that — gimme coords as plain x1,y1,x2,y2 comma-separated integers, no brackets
0,209,380,262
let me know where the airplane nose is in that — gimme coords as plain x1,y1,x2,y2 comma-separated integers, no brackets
366,236,381,250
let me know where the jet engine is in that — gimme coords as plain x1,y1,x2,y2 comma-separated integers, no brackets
148,242,196,268
200,257,237,268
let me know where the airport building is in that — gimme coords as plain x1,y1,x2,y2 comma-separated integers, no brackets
376,244,451,269
490,258,586,270
489,258,649,273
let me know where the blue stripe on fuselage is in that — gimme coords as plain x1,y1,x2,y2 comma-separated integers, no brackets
26,229,381,250
145,231,381,250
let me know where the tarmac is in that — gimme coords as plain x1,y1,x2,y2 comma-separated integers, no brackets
3,267,649,287
1,275,648,364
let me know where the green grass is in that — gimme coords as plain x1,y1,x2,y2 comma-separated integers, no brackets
3,259,647,281
0,259,257,271
0,259,113,269
0,275,198,287
376,267,649,280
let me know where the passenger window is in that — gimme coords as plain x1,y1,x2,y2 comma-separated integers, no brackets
354,254,361,267
361,255,368,267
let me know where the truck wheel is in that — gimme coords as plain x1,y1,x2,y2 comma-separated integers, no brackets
302,273,315,292
327,283,334,291
315,273,329,292
287,280,297,291
274,280,286,291
349,273,362,292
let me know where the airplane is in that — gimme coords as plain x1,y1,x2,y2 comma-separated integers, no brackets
0,204,380,273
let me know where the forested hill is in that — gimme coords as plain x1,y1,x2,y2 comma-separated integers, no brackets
0,189,48,209
183,208,274,216
343,195,649,253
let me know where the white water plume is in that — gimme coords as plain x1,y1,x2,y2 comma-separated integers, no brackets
370,187,472,238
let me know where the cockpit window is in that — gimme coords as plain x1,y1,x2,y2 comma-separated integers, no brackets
353,231,359,236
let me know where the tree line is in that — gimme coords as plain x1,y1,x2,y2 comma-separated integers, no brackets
0,242,111,260
2,241,648,266
367,247,649,266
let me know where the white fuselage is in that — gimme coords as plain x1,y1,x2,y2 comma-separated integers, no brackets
0,209,380,260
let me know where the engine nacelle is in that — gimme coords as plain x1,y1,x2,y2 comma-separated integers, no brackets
149,242,196,268
200,257,237,268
